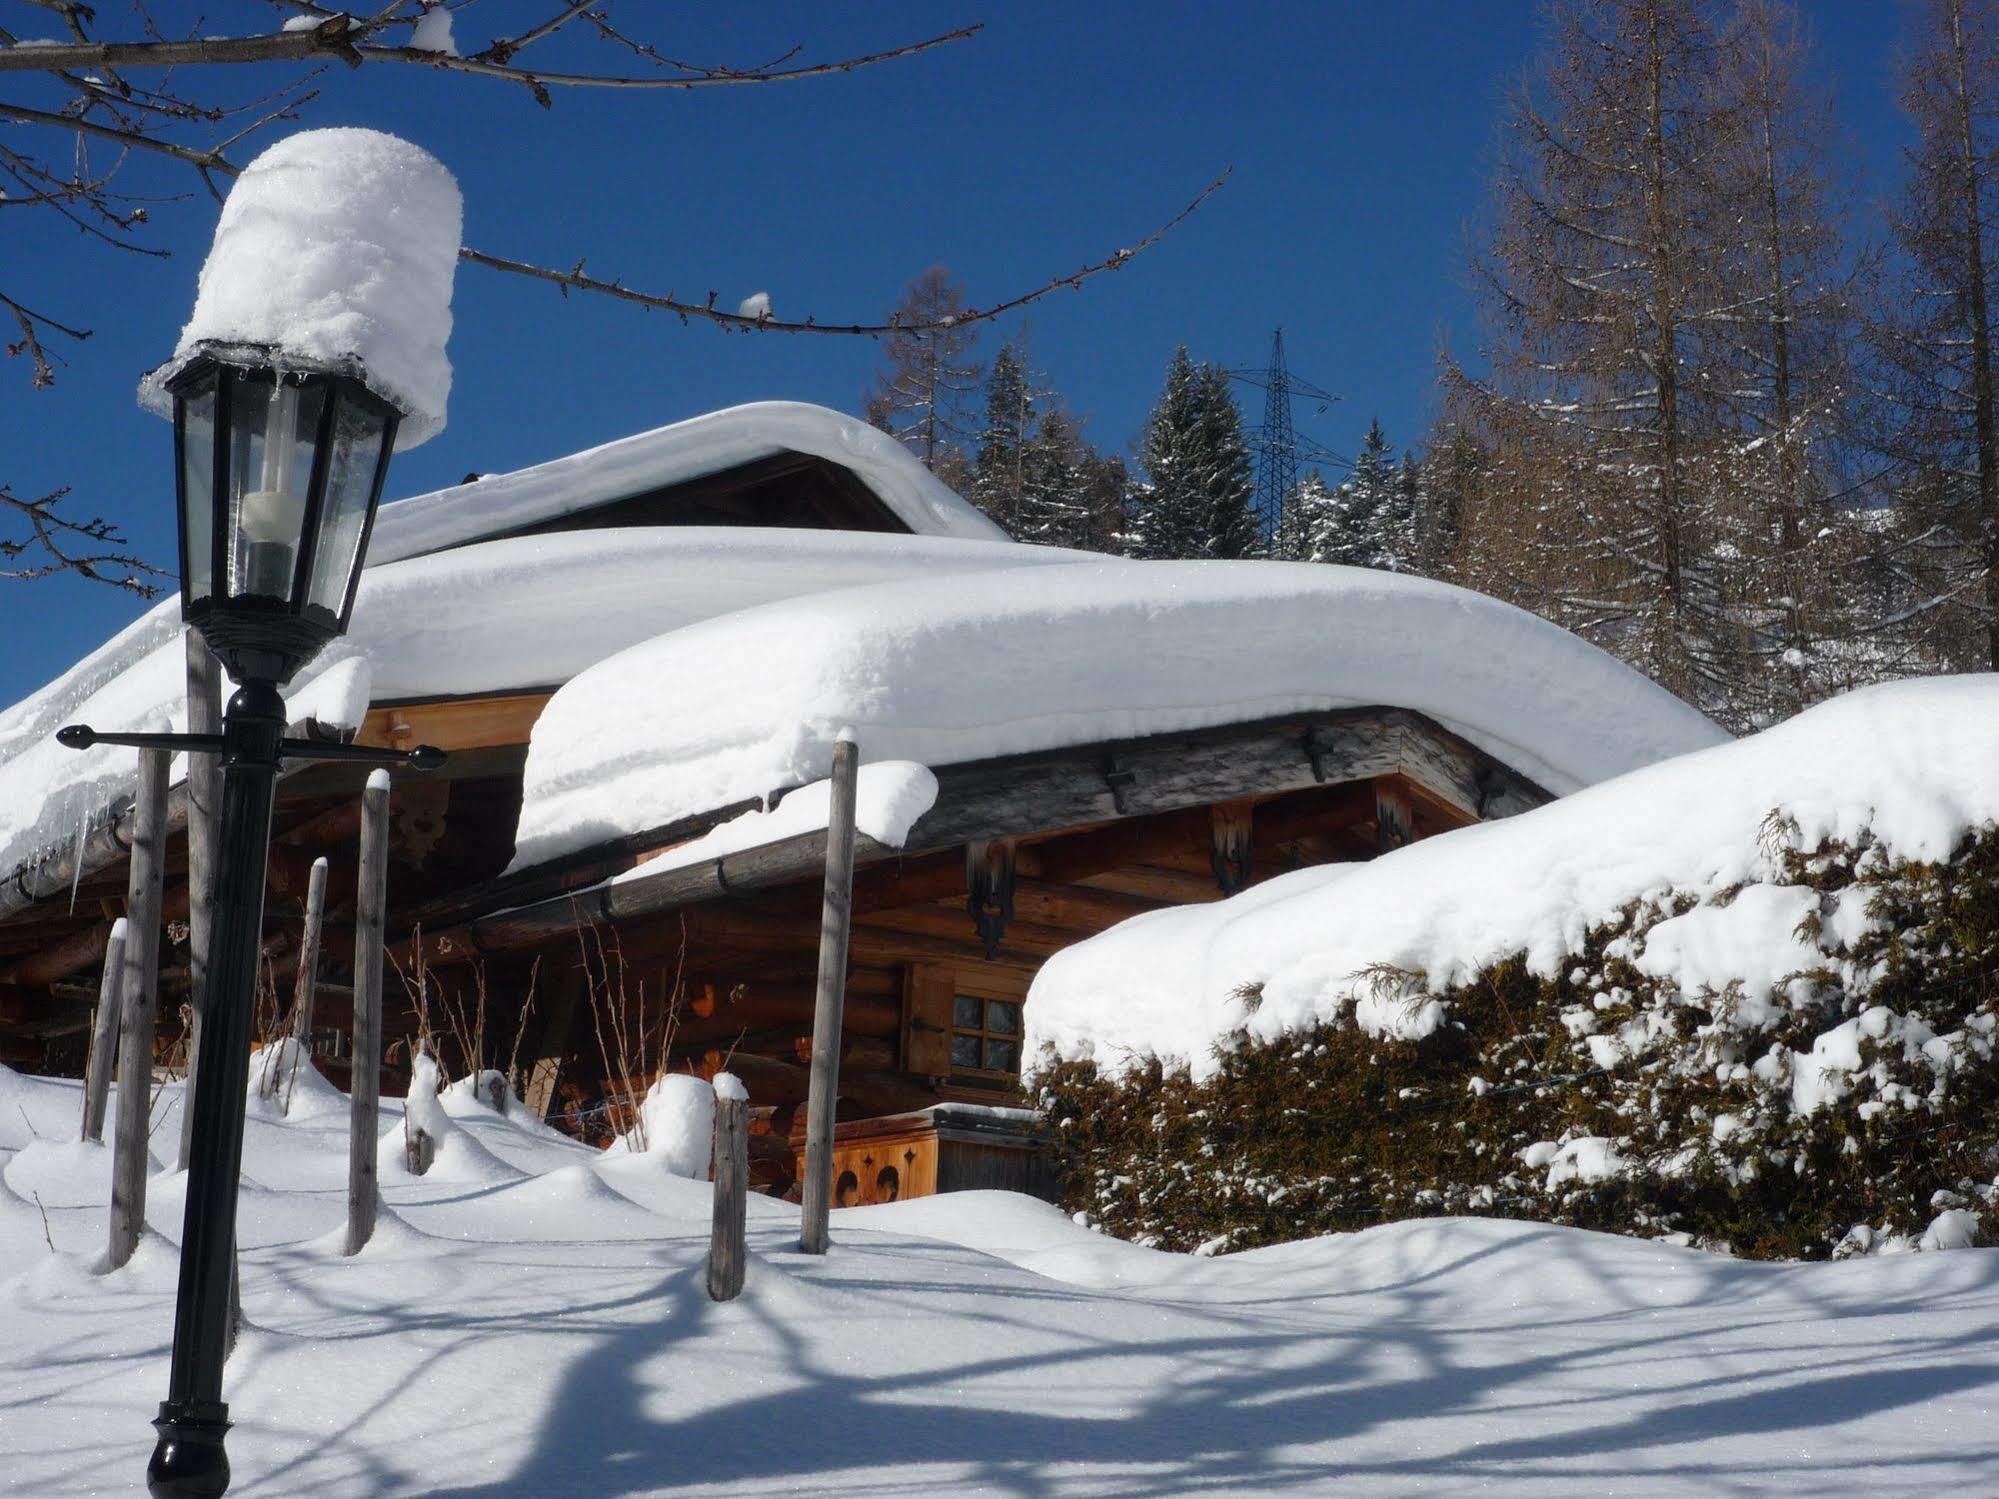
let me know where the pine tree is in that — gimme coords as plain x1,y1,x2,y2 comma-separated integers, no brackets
1019,405,1097,549
1079,451,1131,555
1129,347,1214,559
1196,364,1260,560
1318,419,1396,567
1271,473,1338,563
863,266,982,481
970,340,1035,533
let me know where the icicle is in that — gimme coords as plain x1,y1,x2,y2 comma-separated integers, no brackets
66,800,89,916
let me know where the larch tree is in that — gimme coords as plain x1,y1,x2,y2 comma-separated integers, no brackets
1702,0,1871,717
1879,0,1999,670
864,266,984,488
1450,0,1859,728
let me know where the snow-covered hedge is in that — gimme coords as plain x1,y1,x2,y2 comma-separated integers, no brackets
1032,678,1999,1260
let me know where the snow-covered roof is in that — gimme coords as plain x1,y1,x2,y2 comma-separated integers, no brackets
0,528,1077,885
365,401,1007,560
1025,675,1999,1080
510,560,1727,871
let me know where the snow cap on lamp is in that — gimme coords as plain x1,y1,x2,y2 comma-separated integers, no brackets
139,128,462,448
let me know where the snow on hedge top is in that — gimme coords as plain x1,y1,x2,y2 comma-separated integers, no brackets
510,560,1724,871
366,402,1007,558
138,128,461,448
0,528,1075,882
1026,675,1999,1080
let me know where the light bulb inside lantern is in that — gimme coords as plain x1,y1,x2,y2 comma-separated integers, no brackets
239,384,305,596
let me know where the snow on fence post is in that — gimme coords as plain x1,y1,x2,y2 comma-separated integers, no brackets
80,919,127,1142
278,856,329,1109
799,738,860,1256
346,771,391,1255
107,747,168,1272
177,629,222,1172
708,1072,750,1302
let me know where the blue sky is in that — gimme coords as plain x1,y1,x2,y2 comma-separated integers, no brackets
2,1,1913,703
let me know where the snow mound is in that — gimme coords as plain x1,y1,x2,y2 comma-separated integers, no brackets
3,1138,118,1210
605,1073,713,1178
378,1055,521,1186
514,559,1723,870
1029,675,1999,1079
139,128,462,447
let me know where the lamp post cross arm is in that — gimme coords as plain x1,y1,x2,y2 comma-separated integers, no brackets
56,722,445,771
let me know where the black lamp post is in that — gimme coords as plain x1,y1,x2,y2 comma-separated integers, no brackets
59,343,444,1498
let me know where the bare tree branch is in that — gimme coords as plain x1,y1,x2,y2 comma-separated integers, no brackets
0,485,168,594
459,169,1232,335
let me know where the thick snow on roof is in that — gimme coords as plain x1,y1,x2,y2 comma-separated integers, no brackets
1026,675,1999,1080
511,560,1725,871
137,129,461,448
0,529,1075,882
365,401,1007,560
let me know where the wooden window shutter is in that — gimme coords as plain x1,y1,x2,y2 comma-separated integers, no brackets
902,962,954,1076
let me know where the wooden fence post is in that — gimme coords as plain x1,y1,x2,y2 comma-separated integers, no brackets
346,771,390,1256
107,747,167,1271
80,919,127,1143
276,856,328,1108
799,739,860,1256
177,630,222,1171
708,1074,749,1301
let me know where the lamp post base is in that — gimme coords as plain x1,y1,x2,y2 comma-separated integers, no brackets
148,1400,231,1497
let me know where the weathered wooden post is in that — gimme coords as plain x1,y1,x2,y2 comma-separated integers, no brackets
177,631,222,1172
708,1072,749,1301
108,746,168,1271
346,771,390,1255
276,855,329,1108
799,739,860,1256
80,918,127,1143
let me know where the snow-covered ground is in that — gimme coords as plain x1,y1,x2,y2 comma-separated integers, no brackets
4,1062,1996,1497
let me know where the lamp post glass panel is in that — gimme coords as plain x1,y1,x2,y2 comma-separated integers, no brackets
144,350,398,1499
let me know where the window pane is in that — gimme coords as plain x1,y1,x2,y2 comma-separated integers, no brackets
950,1034,981,1069
305,393,388,618
952,994,982,1030
177,370,217,604
983,1039,1020,1074
986,1000,1021,1036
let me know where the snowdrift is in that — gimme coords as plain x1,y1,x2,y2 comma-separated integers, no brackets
4,1062,1997,1496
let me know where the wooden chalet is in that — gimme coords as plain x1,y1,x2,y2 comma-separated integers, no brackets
0,402,1571,1207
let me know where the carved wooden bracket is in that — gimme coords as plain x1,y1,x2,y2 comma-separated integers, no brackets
1374,780,1415,853
1210,799,1254,894
965,838,1018,958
